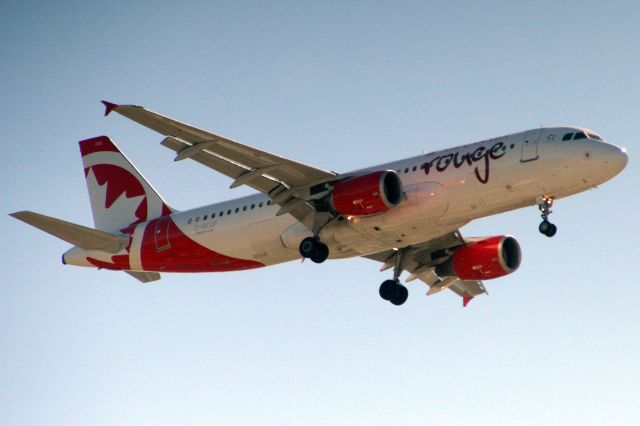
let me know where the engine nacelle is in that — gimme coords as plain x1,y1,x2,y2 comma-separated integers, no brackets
330,170,404,216
436,235,521,281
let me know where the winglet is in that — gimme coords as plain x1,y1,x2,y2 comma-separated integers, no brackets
463,296,473,308
101,100,118,116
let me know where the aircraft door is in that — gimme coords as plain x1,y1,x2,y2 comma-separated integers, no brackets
521,129,542,162
154,216,171,251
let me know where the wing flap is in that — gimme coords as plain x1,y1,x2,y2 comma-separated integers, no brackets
448,280,487,298
160,136,280,194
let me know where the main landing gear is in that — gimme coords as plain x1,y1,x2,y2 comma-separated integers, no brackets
537,195,557,238
379,279,409,306
378,249,409,306
299,236,329,263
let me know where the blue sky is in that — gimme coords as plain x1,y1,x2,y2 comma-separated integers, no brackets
2,1,639,425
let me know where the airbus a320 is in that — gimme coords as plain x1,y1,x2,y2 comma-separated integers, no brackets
11,101,628,306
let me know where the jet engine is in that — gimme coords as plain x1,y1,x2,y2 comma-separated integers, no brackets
329,170,404,216
436,235,521,281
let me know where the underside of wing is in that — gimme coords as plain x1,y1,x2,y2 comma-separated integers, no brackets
364,230,489,306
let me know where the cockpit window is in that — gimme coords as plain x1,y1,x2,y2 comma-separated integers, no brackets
563,131,604,142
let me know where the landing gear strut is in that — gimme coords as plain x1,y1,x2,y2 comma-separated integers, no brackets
299,236,329,263
378,249,409,306
537,195,557,237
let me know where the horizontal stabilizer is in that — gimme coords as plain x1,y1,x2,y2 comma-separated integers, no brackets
10,211,128,253
125,270,161,283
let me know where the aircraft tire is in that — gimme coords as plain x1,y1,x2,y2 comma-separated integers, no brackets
539,221,557,237
299,236,319,258
310,243,329,263
390,284,409,306
379,279,397,301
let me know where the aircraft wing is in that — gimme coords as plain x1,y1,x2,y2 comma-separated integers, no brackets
102,101,338,229
364,231,487,307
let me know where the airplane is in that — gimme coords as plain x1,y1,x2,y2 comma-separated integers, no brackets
11,101,628,307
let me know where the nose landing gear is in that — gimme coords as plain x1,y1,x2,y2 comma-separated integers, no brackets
537,195,557,237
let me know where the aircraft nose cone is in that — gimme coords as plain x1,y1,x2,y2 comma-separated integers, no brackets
619,146,629,168
599,142,628,177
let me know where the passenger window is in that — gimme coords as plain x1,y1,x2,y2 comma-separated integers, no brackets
219,211,224,217
251,204,255,209
574,132,586,140
188,218,193,224
195,217,200,223
259,202,263,208
212,213,216,218
267,200,272,206
412,166,417,172
227,209,231,215
235,207,239,213
203,215,208,220
562,133,574,141
243,206,247,211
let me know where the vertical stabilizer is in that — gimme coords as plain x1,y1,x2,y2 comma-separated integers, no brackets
80,136,174,232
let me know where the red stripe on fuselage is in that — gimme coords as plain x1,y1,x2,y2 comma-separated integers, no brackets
139,217,264,272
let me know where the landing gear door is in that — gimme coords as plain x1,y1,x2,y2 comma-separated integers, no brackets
521,129,542,162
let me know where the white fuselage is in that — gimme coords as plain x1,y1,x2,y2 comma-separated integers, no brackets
64,126,628,272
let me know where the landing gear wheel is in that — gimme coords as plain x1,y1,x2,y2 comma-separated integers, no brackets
390,284,409,306
537,195,557,238
539,221,557,237
299,237,319,258
310,243,329,263
299,237,330,263
379,279,397,301
379,280,408,306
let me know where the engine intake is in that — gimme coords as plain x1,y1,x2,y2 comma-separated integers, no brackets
436,235,522,281
330,170,403,216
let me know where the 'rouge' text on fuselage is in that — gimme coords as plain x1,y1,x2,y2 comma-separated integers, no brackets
422,141,507,184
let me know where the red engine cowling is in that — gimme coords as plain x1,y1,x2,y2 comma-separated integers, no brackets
331,170,404,216
436,235,522,281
